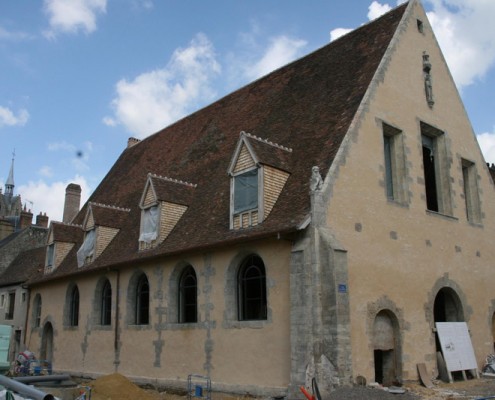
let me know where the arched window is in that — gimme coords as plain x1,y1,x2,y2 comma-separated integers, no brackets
135,274,149,325
33,294,42,328
237,255,267,321
101,279,112,326
179,266,197,323
69,286,79,327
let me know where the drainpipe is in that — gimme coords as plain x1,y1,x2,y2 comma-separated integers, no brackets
22,286,30,348
113,269,120,353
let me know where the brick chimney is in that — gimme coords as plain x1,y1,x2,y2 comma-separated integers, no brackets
36,212,49,228
63,183,81,223
20,206,33,229
127,137,141,148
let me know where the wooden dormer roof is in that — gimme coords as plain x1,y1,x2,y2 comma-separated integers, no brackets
140,174,197,208
86,202,131,230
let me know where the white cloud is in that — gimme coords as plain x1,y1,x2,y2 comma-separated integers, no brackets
242,36,307,81
426,0,495,89
102,116,117,127
0,26,33,41
43,0,107,38
38,166,54,178
18,175,91,223
367,1,392,20
330,28,353,42
0,106,29,127
106,33,221,139
476,130,495,165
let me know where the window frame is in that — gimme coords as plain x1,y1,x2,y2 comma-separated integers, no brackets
5,292,15,320
237,255,267,321
420,122,452,215
46,243,55,268
383,123,407,204
461,159,482,224
178,266,198,324
33,294,42,328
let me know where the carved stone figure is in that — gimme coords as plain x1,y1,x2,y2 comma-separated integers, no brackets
310,166,323,191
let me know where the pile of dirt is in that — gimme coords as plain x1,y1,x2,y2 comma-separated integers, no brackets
86,373,162,400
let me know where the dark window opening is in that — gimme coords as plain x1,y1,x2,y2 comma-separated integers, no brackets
69,286,79,327
34,295,42,328
6,292,15,320
135,274,149,325
238,255,267,321
179,266,197,323
384,135,394,199
422,135,439,211
101,280,112,326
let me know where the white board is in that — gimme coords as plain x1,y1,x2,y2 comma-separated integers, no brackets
436,322,477,372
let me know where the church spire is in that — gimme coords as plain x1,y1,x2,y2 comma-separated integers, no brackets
5,150,15,197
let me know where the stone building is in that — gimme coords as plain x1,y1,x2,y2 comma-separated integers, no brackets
21,1,495,397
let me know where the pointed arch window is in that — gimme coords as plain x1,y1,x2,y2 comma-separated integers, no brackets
101,280,112,326
135,274,149,325
237,255,267,321
179,266,197,323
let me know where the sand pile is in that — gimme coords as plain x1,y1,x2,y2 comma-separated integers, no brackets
87,373,161,400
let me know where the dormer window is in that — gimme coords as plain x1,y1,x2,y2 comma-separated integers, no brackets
44,222,83,274
139,205,159,243
233,169,259,214
77,229,95,267
138,174,195,251
228,132,292,230
46,243,55,268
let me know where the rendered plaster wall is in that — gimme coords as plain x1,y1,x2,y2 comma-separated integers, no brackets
321,1,495,384
27,238,292,395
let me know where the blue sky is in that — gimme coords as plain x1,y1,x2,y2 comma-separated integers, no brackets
1,0,494,222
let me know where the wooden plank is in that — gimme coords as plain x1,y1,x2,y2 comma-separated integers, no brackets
417,363,434,388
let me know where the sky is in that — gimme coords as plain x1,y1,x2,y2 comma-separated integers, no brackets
1,0,494,223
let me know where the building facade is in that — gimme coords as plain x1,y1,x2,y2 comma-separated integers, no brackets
22,1,495,397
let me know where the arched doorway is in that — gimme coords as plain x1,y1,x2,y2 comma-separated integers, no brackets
373,310,401,386
434,287,464,323
433,287,464,381
40,322,53,363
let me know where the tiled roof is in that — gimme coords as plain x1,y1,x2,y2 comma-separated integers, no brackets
243,133,293,173
148,175,197,206
89,203,130,229
51,222,83,243
29,3,407,283
0,247,45,287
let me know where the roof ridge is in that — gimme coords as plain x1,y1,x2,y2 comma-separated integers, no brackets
52,221,83,228
242,131,293,153
148,173,197,188
89,202,131,212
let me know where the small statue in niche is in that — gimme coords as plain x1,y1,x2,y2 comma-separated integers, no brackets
310,166,323,191
423,51,434,108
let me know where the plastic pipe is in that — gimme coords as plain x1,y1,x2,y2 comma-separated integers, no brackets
13,374,71,384
0,374,55,400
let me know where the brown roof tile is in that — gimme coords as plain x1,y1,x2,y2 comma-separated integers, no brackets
31,3,407,283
